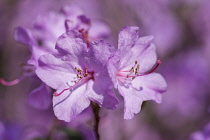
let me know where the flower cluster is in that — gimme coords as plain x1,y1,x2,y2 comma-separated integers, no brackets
1,6,167,122
1,6,111,110
36,25,166,121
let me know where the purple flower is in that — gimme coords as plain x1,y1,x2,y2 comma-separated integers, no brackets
12,5,111,73
36,30,118,122
14,6,111,67
1,6,112,110
27,83,52,109
108,26,167,119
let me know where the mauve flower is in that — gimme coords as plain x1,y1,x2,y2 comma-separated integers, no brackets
108,26,167,119
14,6,111,67
14,6,85,67
36,30,118,122
1,5,111,110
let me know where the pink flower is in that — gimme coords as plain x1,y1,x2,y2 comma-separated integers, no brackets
108,26,167,119
36,31,118,122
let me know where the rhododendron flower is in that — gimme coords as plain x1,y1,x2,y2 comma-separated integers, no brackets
14,6,110,67
1,6,111,110
36,31,118,122
108,26,167,119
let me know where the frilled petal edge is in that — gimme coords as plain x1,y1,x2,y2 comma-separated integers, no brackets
27,83,52,110
53,80,103,122
118,73,167,119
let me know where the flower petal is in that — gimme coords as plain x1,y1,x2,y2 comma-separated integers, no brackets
28,45,49,67
92,73,119,109
131,73,167,103
87,40,114,71
27,83,52,110
33,12,65,42
89,20,111,41
36,54,76,90
55,31,88,62
136,43,157,73
107,53,120,88
14,27,34,46
119,43,157,73
118,86,144,119
53,80,101,122
87,41,119,109
118,26,139,51
118,73,167,119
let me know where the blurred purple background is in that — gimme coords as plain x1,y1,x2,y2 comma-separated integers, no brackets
0,0,210,140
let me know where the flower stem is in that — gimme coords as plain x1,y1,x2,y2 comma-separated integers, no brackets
91,102,100,140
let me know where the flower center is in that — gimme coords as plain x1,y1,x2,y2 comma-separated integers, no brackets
53,67,93,96
116,60,161,83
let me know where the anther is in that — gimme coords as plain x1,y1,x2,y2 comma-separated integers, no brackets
135,61,138,64
129,60,162,78
130,67,134,72
135,67,138,71
53,77,85,96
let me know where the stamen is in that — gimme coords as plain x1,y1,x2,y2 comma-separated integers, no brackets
135,71,138,75
0,77,24,86
120,71,131,72
116,73,126,77
54,67,93,96
79,29,90,48
53,79,82,96
130,67,134,72
135,61,138,64
128,60,161,78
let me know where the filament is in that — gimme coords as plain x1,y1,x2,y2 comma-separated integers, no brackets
0,77,24,86
128,60,161,78
53,79,83,96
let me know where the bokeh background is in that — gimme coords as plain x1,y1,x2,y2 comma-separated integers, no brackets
0,0,210,140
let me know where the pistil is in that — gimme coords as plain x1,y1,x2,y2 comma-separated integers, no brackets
117,60,161,81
